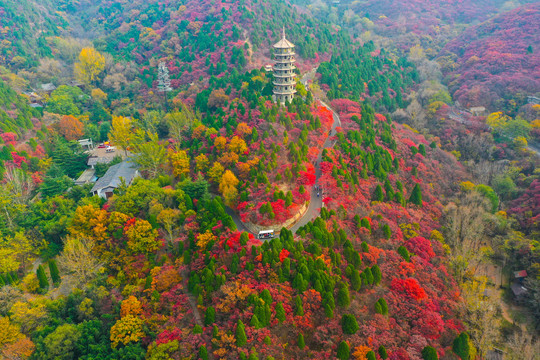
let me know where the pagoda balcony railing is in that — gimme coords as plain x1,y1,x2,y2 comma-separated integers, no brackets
273,64,295,71
273,89,297,95
275,50,295,56
273,72,296,78
273,80,296,86
274,57,296,64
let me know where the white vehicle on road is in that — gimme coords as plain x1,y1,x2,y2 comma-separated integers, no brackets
258,230,274,240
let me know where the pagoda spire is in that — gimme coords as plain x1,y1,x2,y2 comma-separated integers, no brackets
282,26,286,39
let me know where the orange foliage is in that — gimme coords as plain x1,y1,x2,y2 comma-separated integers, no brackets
150,266,182,293
192,125,207,139
120,295,142,318
57,115,84,141
70,204,109,241
216,281,254,313
352,345,372,360
1,337,35,359
236,122,252,138
236,162,251,179
214,136,227,152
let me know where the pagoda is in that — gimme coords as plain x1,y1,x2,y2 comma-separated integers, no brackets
273,28,296,104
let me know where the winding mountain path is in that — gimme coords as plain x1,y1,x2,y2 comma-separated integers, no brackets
227,95,341,238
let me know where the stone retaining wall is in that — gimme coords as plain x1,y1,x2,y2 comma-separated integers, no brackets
243,201,309,236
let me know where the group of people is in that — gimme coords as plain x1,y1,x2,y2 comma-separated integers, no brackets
314,184,322,197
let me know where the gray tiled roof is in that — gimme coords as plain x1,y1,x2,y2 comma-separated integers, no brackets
91,160,138,193
87,156,116,166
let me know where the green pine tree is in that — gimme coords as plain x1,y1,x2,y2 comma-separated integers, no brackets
372,184,384,202
199,345,209,360
361,241,369,252
453,332,470,360
205,306,215,325
275,302,286,322
298,333,305,349
294,296,304,316
240,232,249,246
36,265,49,290
48,259,61,285
380,298,389,315
337,284,351,308
341,314,359,334
371,265,382,285
364,267,374,285
409,183,423,206
375,301,383,315
398,245,411,262
422,346,438,360
366,351,376,360
250,314,261,329
324,303,334,318
193,324,203,334
236,319,247,347
337,341,350,360
351,269,362,291
378,345,389,359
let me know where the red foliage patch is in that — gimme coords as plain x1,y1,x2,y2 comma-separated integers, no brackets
391,278,428,302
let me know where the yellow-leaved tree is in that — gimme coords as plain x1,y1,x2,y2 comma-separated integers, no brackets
168,149,190,179
207,162,224,183
124,219,159,255
109,115,133,155
120,296,142,318
110,293,145,349
0,316,35,359
58,236,103,285
486,112,510,133
229,136,247,154
110,315,144,348
219,170,239,207
74,48,106,85
197,230,217,250
195,153,209,172
69,204,110,241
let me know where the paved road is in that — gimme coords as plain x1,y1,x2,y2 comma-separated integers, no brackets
226,95,341,238
289,100,341,234
527,143,540,157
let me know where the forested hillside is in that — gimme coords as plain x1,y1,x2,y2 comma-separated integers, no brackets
0,0,538,359
439,3,540,111
0,0,69,67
